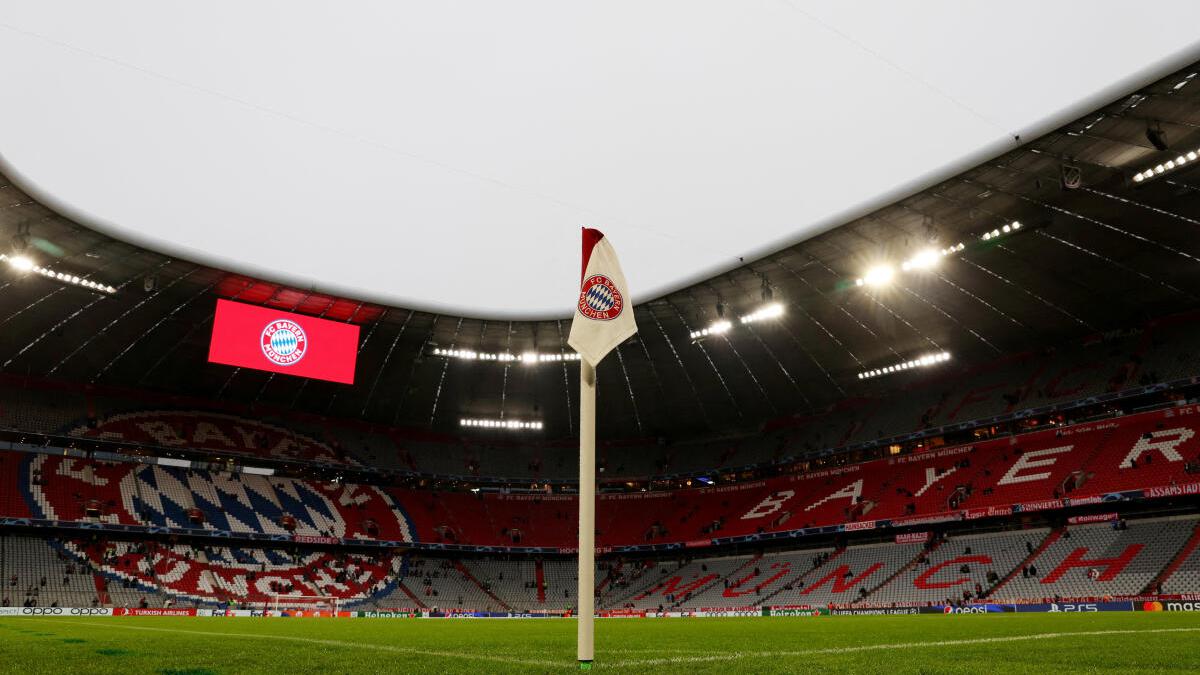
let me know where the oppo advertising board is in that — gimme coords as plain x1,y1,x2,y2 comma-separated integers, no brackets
208,299,360,384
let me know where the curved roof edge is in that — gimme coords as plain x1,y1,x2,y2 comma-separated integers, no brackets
3,43,1200,322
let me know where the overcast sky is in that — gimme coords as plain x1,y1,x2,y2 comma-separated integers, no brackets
2,1,1199,318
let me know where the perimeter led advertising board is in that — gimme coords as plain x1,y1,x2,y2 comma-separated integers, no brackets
208,299,359,384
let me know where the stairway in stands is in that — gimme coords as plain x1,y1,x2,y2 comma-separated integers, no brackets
984,528,1062,599
92,573,110,606
596,560,622,598
535,560,546,604
454,561,510,611
1069,424,1124,495
396,580,428,609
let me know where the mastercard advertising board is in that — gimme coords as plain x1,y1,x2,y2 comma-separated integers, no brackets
208,299,360,384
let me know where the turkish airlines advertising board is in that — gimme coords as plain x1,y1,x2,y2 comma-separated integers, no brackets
208,299,359,384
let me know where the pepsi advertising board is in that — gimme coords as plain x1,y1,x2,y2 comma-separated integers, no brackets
208,299,360,384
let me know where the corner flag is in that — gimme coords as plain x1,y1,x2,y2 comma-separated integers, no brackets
568,228,637,364
567,227,637,669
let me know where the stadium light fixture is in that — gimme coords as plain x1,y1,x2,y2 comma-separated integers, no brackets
459,417,544,430
739,302,784,325
980,221,1021,242
1132,148,1199,184
689,320,732,340
518,351,581,364
900,248,941,272
855,244,965,289
431,347,580,364
856,265,895,288
857,351,951,380
6,254,34,272
691,303,783,341
0,253,116,294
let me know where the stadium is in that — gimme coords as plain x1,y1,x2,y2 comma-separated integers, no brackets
2,5,1200,673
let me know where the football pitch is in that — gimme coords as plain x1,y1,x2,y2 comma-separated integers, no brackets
1,613,1198,674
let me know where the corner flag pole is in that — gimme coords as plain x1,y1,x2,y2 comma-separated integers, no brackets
577,358,596,668
568,227,636,669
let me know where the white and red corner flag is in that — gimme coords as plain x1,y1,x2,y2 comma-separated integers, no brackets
568,228,637,365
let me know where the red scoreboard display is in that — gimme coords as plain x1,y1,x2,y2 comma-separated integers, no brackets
207,299,360,384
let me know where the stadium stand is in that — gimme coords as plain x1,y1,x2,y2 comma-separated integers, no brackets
866,529,1050,606
1159,521,1200,595
989,517,1197,602
58,537,404,609
618,555,758,609
404,558,511,612
4,514,1200,611
0,536,101,608
764,542,925,607
2,398,1200,555
3,310,1200,484
1,291,1199,614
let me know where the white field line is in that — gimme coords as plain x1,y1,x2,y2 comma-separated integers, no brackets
606,627,1200,668
21,619,563,668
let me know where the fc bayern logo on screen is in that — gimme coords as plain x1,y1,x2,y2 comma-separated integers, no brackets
261,319,308,366
578,274,623,321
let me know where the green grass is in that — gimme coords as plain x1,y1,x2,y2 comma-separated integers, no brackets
0,613,1198,673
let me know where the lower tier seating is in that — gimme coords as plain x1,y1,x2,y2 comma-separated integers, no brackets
991,517,1195,602
3,515,1198,610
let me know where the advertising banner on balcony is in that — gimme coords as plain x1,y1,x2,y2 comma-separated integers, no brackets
1067,513,1119,525
895,531,931,544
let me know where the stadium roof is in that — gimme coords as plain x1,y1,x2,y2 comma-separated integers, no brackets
3,5,1200,317
2,58,1200,441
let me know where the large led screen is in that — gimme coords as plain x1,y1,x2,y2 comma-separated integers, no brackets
208,299,360,384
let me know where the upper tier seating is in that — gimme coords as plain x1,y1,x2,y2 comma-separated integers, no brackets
3,311,1200,481
15,453,414,543
4,402,1200,549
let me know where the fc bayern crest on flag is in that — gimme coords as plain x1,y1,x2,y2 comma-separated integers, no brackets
578,274,623,321
261,319,308,366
